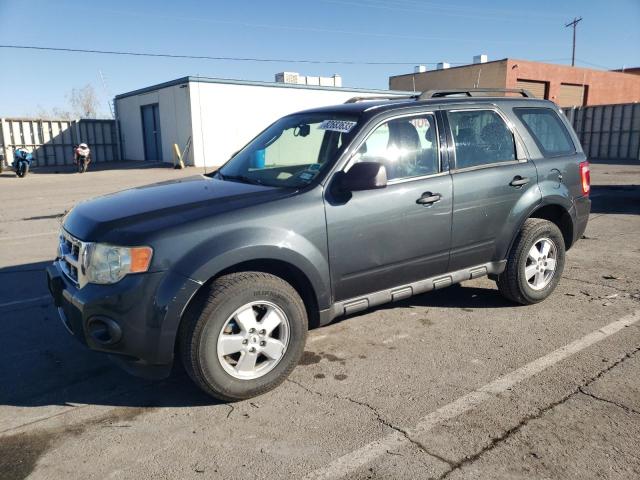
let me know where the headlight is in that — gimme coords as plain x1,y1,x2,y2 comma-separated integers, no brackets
84,244,153,284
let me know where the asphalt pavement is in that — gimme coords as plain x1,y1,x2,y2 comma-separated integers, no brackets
0,160,638,480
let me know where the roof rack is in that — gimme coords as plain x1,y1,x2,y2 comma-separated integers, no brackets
419,88,534,100
344,94,418,103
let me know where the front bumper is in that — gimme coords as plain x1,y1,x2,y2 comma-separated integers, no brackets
46,262,201,379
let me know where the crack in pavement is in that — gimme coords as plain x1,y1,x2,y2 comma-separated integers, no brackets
435,345,640,480
578,387,640,417
286,379,456,468
563,275,639,296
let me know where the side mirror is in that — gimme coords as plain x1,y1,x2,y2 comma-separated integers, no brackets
340,162,387,192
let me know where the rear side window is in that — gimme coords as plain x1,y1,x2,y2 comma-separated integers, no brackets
514,107,576,157
447,110,516,169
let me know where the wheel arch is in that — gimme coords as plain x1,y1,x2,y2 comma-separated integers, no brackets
179,257,322,336
501,202,575,269
528,203,574,250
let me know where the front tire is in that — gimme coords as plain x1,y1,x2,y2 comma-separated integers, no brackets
16,162,28,178
497,218,565,305
179,272,308,401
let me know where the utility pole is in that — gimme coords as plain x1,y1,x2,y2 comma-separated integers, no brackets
565,17,582,67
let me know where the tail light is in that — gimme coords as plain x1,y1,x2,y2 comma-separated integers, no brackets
579,161,590,196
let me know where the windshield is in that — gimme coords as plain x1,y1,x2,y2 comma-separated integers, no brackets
217,113,359,188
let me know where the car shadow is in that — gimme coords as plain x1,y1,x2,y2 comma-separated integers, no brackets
0,260,514,410
0,261,221,409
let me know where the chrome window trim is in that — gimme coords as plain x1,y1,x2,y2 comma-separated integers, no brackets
450,159,523,174
343,110,444,180
386,170,449,186
445,106,529,173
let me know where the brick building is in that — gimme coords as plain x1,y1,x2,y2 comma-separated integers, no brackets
389,58,640,107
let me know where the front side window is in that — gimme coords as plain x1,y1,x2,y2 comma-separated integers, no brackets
352,114,440,181
217,114,358,188
448,110,516,169
514,107,576,157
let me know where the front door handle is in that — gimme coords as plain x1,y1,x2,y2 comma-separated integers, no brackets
416,192,441,205
510,176,530,187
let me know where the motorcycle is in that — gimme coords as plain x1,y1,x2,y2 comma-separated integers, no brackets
74,144,91,173
13,148,33,178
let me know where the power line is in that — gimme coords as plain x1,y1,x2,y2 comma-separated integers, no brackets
0,44,467,66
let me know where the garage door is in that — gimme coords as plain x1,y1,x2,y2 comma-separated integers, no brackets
516,80,548,99
558,84,586,107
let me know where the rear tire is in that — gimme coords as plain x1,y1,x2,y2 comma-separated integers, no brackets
179,272,307,401
497,218,565,305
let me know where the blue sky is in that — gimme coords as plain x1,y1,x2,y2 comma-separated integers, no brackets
1,0,639,117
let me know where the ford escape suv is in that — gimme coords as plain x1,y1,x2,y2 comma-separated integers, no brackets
47,88,591,401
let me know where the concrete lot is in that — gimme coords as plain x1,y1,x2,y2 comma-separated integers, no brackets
0,161,638,480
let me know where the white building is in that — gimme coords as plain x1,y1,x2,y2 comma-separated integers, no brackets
114,76,409,167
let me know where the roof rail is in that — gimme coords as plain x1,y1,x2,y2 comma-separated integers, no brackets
419,88,534,100
344,94,418,103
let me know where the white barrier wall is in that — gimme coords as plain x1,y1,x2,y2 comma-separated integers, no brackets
563,103,640,160
0,118,118,167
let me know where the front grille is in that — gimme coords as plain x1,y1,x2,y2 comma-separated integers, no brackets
58,229,87,288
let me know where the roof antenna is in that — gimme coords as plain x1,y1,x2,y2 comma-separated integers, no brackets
98,69,115,119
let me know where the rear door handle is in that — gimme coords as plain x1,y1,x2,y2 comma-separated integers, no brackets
416,192,441,205
510,176,530,187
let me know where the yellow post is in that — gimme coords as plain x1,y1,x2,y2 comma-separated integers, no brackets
173,143,185,169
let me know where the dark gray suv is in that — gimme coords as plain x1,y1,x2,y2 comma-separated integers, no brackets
47,89,591,401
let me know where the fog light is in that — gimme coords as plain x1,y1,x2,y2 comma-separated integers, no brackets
87,317,122,345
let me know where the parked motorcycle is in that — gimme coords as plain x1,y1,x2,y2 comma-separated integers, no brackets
13,148,33,178
74,143,91,173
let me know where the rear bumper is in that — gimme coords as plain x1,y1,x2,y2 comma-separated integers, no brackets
572,195,591,245
46,262,201,379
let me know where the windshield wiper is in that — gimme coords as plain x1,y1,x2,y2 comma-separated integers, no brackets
219,173,265,186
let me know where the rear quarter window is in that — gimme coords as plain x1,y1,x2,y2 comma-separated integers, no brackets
514,107,576,157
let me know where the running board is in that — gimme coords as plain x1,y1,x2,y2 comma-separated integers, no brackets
330,261,506,320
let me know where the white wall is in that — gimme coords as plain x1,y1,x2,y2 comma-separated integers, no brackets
189,81,399,168
116,83,193,163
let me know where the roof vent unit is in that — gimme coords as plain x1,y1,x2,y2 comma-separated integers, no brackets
275,72,299,84
437,62,450,70
473,54,488,64
306,76,320,86
414,65,427,73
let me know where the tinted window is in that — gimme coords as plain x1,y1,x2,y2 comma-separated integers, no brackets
514,107,576,157
353,114,439,180
448,110,516,169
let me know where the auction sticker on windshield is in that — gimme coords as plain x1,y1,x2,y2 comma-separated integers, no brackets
319,120,357,133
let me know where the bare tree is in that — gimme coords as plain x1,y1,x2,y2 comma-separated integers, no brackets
68,84,100,119
32,84,103,119
35,105,73,120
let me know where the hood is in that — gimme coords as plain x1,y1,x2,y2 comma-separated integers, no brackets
64,175,293,241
